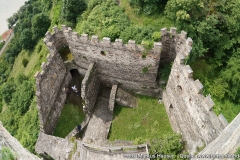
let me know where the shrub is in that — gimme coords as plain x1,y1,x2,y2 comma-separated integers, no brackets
152,32,161,42
1,81,16,104
61,0,87,24
120,26,155,44
22,58,29,67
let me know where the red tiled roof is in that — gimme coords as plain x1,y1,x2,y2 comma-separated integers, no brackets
1,29,13,41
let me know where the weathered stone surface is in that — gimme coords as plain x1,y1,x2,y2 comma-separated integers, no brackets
35,48,72,134
109,84,118,112
0,122,40,160
81,63,100,112
162,30,226,153
35,132,74,160
44,26,162,97
115,88,137,108
195,113,240,159
79,143,150,160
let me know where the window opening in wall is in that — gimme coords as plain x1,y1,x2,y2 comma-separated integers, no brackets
59,46,73,62
177,85,182,92
169,104,173,109
100,51,106,56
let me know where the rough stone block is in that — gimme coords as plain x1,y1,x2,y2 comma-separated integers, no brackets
182,65,193,78
53,26,59,33
127,40,136,50
218,114,228,127
153,42,162,53
204,95,214,111
175,53,185,64
193,79,203,94
91,35,99,44
80,34,89,43
170,27,177,35
41,62,46,70
180,30,187,39
43,38,49,44
72,32,78,40
34,71,40,78
45,31,51,39
103,37,111,47
161,28,168,36
61,25,67,30
115,39,123,48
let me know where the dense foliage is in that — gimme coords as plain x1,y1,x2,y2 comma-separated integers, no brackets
0,41,5,50
77,0,130,40
129,0,168,15
61,0,87,24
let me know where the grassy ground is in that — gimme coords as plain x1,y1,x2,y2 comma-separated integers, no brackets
119,0,174,30
54,103,85,138
108,95,173,141
9,40,48,79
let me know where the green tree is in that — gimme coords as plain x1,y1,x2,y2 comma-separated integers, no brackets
165,0,240,63
32,13,51,41
10,81,34,115
1,81,16,104
129,0,168,15
61,0,87,24
19,28,34,50
221,57,240,102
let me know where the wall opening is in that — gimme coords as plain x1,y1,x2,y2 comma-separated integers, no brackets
53,69,85,138
100,51,106,56
59,46,73,62
169,104,173,109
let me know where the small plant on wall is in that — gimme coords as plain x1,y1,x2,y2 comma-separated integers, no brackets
142,64,152,73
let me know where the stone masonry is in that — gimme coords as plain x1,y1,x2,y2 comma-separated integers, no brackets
45,25,162,97
81,62,101,112
0,122,40,160
34,42,72,134
32,26,240,159
162,28,226,153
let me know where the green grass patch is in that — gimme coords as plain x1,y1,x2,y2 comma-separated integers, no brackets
108,95,173,141
54,103,85,138
9,40,48,79
119,0,174,30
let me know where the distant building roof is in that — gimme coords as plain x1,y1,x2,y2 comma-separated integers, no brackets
1,29,13,41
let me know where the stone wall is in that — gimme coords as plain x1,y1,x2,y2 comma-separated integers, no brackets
0,122,40,160
81,63,101,112
195,113,240,159
34,42,72,134
43,25,162,97
35,132,74,160
162,28,226,153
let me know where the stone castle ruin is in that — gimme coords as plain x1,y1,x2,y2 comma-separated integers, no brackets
1,25,240,160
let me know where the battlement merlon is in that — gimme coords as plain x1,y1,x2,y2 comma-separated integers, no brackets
46,26,163,60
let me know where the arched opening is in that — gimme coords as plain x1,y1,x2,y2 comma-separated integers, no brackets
169,104,173,109
59,46,73,62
